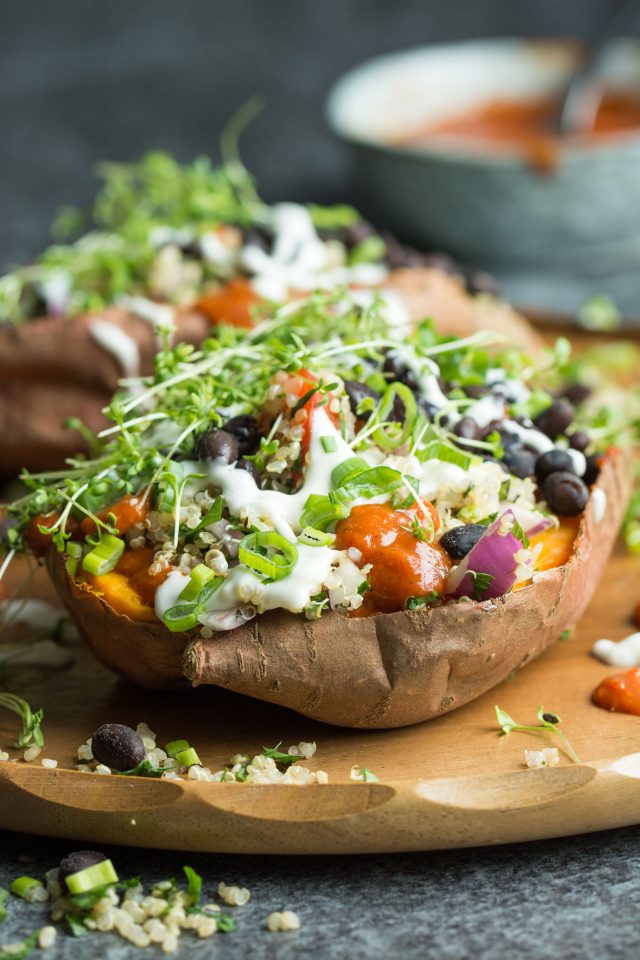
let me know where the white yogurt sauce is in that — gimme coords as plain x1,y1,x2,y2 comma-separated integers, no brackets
566,448,587,477
461,394,505,429
89,319,140,378
419,459,467,501
591,487,607,523
592,632,640,668
501,421,553,454
118,295,176,349
182,406,355,541
240,202,389,301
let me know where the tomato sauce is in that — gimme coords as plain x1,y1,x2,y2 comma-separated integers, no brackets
592,667,640,716
396,91,640,172
196,278,260,328
335,502,450,615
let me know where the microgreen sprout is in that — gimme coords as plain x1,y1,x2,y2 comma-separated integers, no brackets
495,704,580,763
0,694,44,750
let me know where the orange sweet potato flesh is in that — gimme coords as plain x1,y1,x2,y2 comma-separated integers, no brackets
47,451,631,727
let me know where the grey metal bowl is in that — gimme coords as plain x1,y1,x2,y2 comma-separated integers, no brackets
326,39,640,278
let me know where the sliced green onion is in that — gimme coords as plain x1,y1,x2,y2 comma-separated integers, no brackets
372,383,417,450
421,440,472,470
65,541,83,577
175,747,201,767
81,534,124,575
320,435,338,453
163,603,199,632
65,859,118,895
300,494,348,532
348,235,386,266
331,457,369,488
298,526,336,547
178,563,216,602
238,531,298,581
10,877,43,900
163,575,223,633
330,466,403,505
165,739,191,758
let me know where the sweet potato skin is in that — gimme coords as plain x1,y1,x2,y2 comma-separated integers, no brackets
47,451,631,728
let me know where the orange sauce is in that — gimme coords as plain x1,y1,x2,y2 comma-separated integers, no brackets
397,91,640,171
335,502,450,615
592,667,640,716
196,278,259,328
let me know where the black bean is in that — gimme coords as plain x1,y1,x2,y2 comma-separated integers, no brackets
464,270,501,297
381,233,426,270
569,430,590,452
583,452,603,486
422,251,460,275
558,382,591,406
535,449,575,481
222,415,261,455
464,385,490,400
91,723,145,772
344,380,379,418
503,447,537,479
543,471,589,516
340,220,377,249
59,851,106,886
534,400,575,439
242,225,274,253
236,459,261,484
454,416,481,441
440,524,486,560
194,429,239,463
382,353,419,390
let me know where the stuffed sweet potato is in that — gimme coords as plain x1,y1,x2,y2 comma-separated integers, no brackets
0,152,539,477
3,290,629,729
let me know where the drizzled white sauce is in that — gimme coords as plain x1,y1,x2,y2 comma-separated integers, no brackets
418,459,467,501
185,406,355,540
203,543,339,616
592,487,607,523
567,448,587,477
118,295,175,349
240,202,388,301
593,632,640,668
149,226,194,249
200,231,237,267
89,320,140,378
349,287,411,333
501,420,553,454
462,394,505,429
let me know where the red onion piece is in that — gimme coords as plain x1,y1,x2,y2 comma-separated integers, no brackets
447,509,526,600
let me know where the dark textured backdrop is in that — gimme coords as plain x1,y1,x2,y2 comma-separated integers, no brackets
1,0,636,268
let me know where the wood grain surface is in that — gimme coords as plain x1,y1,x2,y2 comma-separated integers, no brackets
0,541,639,854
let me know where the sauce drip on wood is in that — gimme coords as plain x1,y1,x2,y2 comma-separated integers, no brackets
592,667,640,716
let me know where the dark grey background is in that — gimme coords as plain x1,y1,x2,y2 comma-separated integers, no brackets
1,0,638,268
1,824,640,960
2,4,640,957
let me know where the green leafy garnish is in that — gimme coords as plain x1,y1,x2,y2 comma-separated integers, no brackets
495,704,580,763
405,592,439,610
183,866,202,910
0,889,8,925
0,930,41,959
0,695,44,749
468,571,495,601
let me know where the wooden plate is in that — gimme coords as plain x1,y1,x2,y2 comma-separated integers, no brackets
1,543,639,854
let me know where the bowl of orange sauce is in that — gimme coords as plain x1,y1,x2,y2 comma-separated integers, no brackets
327,40,640,281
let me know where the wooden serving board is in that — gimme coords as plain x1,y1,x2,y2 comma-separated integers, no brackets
0,542,639,855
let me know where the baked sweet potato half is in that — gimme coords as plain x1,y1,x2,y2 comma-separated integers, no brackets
46,451,630,728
